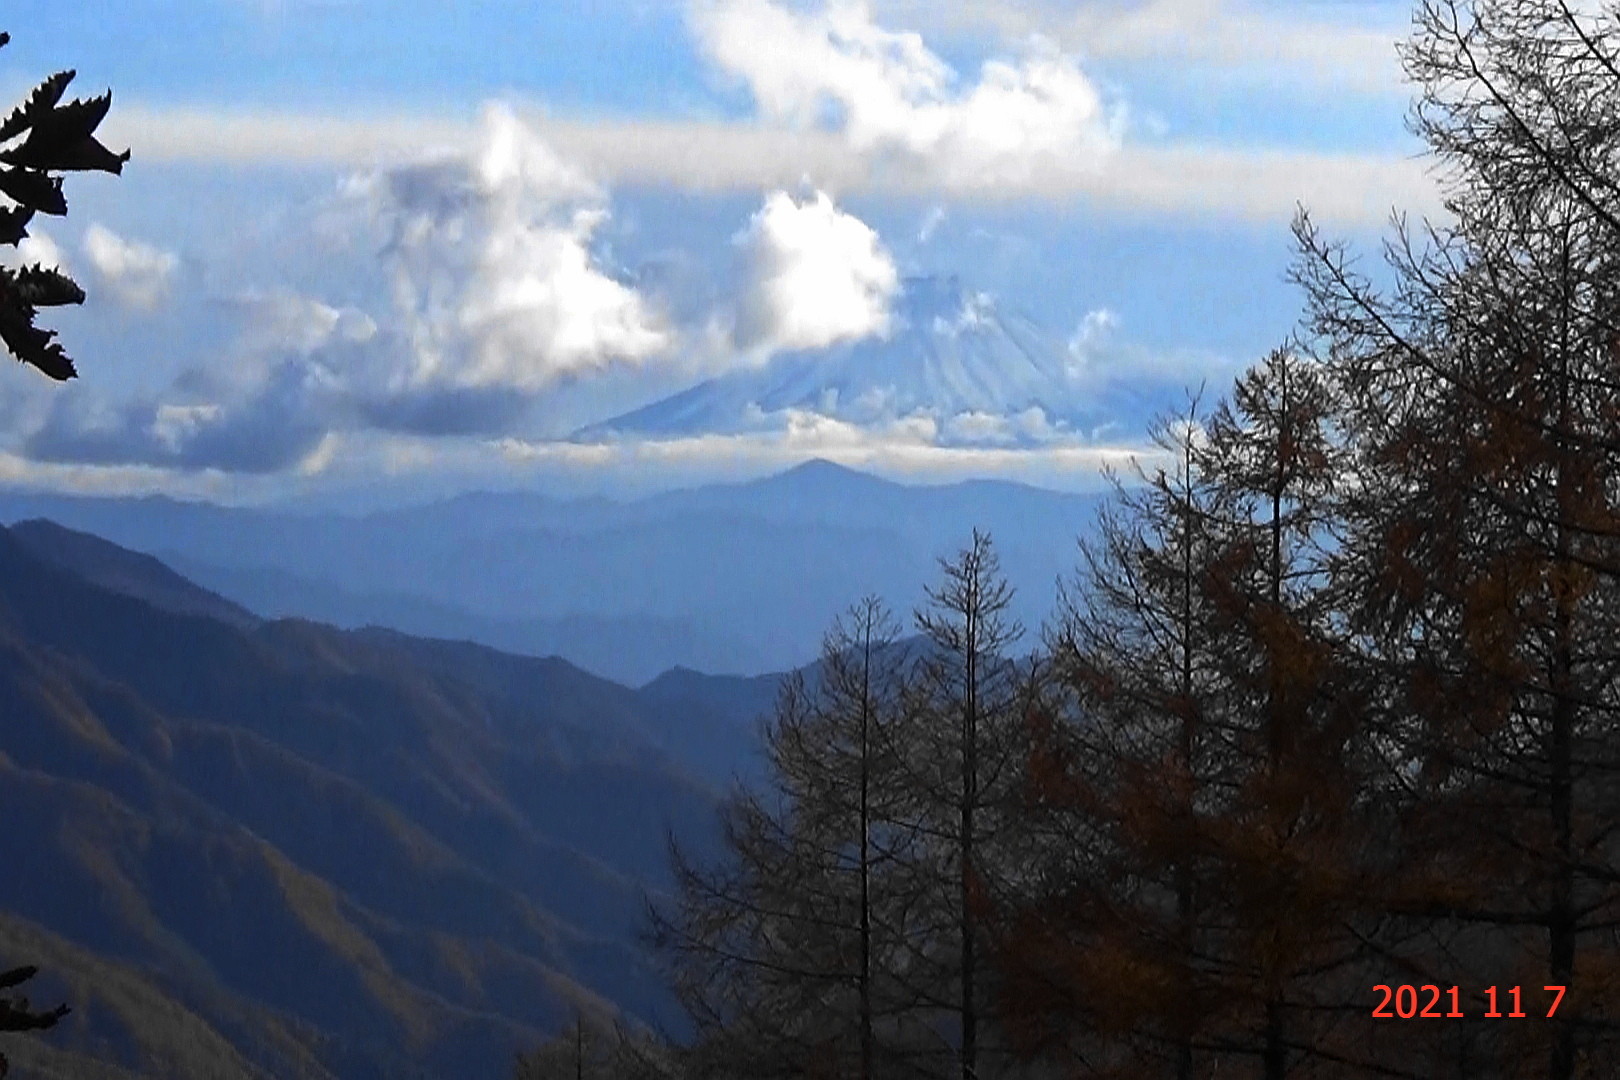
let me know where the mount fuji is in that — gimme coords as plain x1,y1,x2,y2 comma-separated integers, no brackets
580,276,1132,444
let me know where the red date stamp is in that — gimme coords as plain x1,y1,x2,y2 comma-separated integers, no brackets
1372,985,1566,1019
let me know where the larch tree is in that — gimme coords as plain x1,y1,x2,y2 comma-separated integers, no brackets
989,357,1387,1079
512,1010,616,1080
1191,346,1378,1078
987,403,1232,1080
1292,1,1620,1074
650,598,930,1080
898,530,1037,1080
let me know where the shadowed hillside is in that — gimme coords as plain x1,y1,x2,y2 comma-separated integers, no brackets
0,522,774,1078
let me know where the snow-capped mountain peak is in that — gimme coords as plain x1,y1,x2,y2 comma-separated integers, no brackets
579,275,1093,443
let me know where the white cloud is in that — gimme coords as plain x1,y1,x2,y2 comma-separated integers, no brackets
25,358,340,474
1066,306,1120,366
734,189,899,355
691,0,1121,186
941,405,1060,445
932,289,996,336
348,103,673,400
81,224,179,312
104,104,1438,225
916,204,946,243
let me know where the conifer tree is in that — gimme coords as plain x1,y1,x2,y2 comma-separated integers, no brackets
513,1011,611,1080
1292,3,1620,1074
650,598,929,1080
989,404,1230,1079
989,358,1390,1078
899,531,1032,1080
1192,347,1375,1077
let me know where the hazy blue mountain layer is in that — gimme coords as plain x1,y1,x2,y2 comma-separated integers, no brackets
0,460,1103,683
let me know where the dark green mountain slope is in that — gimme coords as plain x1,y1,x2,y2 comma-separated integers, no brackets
0,524,745,1078
8,518,261,631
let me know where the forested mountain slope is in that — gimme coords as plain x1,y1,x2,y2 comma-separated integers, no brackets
0,522,769,1078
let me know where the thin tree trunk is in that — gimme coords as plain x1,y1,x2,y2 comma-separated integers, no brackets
961,583,978,1080
1547,232,1577,1080
1264,359,1288,1080
859,623,874,1080
1175,427,1197,1080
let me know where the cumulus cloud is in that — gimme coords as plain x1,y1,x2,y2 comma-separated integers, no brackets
734,189,899,356
691,0,1122,186
25,358,338,474
18,280,389,476
81,224,180,312
941,405,1063,445
1066,306,1120,363
347,102,672,416
224,291,378,356
12,104,691,476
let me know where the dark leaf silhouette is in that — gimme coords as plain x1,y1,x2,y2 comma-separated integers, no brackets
5,265,84,307
0,205,34,246
0,299,74,379
0,71,75,144
0,963,69,1080
0,167,64,216
0,31,128,379
0,91,128,174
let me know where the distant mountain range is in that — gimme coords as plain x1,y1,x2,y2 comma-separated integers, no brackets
0,520,780,1078
0,460,1105,684
583,276,1104,442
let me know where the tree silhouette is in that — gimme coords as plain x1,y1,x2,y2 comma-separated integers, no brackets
992,403,1232,1078
903,530,1032,1080
1289,2,1620,1074
0,964,69,1077
0,29,128,380
650,599,934,1080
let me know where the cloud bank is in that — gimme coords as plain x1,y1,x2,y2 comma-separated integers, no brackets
26,359,338,474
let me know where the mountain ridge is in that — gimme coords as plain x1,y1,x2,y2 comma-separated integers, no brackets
0,462,1104,682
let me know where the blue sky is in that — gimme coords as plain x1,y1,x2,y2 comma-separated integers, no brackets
0,0,1434,504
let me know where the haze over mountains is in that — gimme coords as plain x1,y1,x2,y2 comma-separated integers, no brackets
0,518,779,1079
0,462,1111,1076
0,462,1105,684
